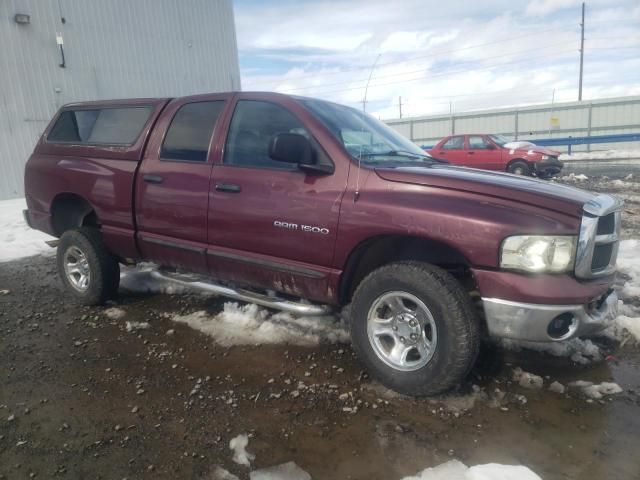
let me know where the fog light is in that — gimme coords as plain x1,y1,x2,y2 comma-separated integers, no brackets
547,313,578,340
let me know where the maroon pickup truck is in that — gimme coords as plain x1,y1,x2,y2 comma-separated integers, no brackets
24,92,622,396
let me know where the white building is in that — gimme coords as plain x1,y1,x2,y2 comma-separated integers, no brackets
0,0,241,199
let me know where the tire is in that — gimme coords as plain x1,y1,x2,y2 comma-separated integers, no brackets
507,160,530,176
57,227,120,305
350,262,479,396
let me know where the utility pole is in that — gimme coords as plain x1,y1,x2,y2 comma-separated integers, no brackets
398,96,403,118
362,53,381,112
578,2,585,101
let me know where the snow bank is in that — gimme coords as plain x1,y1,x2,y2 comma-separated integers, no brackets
402,460,541,480
0,198,54,262
171,302,348,347
559,149,640,161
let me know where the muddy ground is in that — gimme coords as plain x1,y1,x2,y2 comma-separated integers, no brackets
1,174,639,480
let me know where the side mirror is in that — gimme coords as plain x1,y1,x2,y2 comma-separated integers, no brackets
268,132,334,175
486,143,497,150
269,133,314,165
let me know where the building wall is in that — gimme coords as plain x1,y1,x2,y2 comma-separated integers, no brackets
386,96,640,152
0,0,240,199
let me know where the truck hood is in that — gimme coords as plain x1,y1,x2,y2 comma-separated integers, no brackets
375,165,593,218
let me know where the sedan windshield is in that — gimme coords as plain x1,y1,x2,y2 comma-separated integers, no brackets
301,98,435,165
488,134,512,146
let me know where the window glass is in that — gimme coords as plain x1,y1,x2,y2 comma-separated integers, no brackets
224,100,307,169
161,101,225,162
441,136,464,150
47,107,152,145
303,99,430,164
468,136,491,150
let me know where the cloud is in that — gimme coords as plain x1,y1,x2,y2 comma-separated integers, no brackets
234,0,640,119
524,0,582,17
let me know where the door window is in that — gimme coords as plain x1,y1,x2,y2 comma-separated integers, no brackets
468,136,492,150
224,100,308,170
441,136,464,150
161,101,225,162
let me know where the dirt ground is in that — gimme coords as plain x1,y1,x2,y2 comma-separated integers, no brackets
1,174,639,480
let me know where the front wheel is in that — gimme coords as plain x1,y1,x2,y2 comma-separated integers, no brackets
350,262,480,396
57,227,120,305
507,160,530,176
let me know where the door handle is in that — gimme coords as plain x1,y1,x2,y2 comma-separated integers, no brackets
215,182,241,193
467,151,475,154
143,174,164,184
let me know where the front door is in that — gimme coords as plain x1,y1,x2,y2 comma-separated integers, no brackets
207,96,346,301
135,95,229,273
466,135,502,170
435,135,466,165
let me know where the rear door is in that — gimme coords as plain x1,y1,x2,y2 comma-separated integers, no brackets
206,94,348,301
135,94,230,273
466,135,502,170
434,136,465,165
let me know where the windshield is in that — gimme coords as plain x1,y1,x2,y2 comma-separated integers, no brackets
488,134,512,146
301,98,434,165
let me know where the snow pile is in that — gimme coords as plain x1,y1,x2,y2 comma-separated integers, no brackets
512,367,543,389
210,466,240,480
103,307,126,320
560,173,589,182
502,337,603,364
607,239,640,344
568,380,623,399
616,239,640,299
402,459,541,480
250,462,312,480
170,302,348,347
229,434,255,467
559,149,640,161
0,198,55,262
125,321,150,332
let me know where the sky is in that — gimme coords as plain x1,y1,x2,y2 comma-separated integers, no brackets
232,0,640,119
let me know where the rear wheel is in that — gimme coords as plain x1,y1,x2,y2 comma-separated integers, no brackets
507,160,530,176
57,227,120,305
350,262,480,396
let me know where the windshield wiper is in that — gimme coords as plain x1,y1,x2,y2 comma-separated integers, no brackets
361,150,432,160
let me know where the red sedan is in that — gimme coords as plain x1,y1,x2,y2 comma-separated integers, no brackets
427,134,563,178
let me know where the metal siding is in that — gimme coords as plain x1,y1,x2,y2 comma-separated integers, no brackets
385,96,640,151
0,0,240,199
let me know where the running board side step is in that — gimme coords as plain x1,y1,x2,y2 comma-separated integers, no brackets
150,271,332,316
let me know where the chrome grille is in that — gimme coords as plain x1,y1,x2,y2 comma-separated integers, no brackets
575,195,623,279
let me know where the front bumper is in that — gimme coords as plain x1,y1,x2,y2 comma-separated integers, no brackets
482,289,618,342
534,158,563,177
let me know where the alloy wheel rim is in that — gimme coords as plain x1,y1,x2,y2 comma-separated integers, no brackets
366,291,438,371
63,246,91,292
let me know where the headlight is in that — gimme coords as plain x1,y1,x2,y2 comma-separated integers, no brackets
541,155,550,160
500,235,577,273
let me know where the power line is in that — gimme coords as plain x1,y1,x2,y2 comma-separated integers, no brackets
290,47,579,97
279,40,575,93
